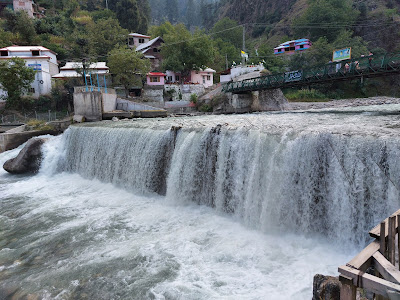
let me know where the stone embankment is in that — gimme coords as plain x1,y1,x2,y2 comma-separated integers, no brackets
288,96,400,110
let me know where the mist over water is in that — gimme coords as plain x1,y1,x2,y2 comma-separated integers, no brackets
1,105,400,299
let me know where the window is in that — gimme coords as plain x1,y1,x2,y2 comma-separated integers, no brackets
150,77,160,83
206,75,211,81
289,47,295,51
32,50,40,56
203,76,206,84
0,51,8,56
128,38,134,46
153,48,158,52
300,45,304,49
167,76,172,82
284,48,289,52
139,38,145,43
29,87,35,93
175,76,180,81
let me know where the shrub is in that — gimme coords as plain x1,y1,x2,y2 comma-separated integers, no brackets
285,88,328,102
199,104,212,112
190,93,198,103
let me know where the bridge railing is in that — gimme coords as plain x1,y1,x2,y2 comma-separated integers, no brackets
223,53,400,93
339,209,400,300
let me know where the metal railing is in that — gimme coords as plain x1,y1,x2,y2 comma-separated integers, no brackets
0,111,70,125
223,53,400,93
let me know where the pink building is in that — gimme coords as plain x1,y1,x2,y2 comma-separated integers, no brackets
128,33,151,48
274,39,312,55
189,68,216,88
146,72,166,86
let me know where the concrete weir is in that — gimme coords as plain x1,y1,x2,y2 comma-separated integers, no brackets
73,88,168,121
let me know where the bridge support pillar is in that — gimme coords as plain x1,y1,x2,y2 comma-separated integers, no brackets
252,89,289,111
231,92,253,113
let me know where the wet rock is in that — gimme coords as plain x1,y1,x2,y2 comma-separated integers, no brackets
73,115,85,123
313,274,341,300
3,138,46,174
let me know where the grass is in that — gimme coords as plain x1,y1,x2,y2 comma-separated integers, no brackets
26,119,55,131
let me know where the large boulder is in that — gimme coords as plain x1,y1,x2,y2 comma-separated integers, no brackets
3,138,46,174
313,274,341,300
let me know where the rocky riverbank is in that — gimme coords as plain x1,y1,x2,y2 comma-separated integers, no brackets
287,96,400,110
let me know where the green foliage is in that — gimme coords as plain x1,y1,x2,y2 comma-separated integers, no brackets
190,93,198,103
115,0,149,33
161,23,215,75
211,18,242,49
257,44,285,73
148,22,175,39
0,58,36,109
284,88,328,102
3,10,38,45
87,18,128,58
107,46,151,97
293,0,359,43
199,104,212,112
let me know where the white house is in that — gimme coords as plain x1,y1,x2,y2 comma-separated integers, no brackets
0,45,58,98
166,68,216,88
128,33,151,48
53,62,109,79
220,64,265,83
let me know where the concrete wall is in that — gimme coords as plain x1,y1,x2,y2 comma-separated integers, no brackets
142,86,164,102
116,98,162,111
164,84,205,101
102,93,117,112
73,91,102,121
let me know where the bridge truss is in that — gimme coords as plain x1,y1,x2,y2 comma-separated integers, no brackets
222,53,400,94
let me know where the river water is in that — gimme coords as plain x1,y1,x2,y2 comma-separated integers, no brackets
1,104,400,299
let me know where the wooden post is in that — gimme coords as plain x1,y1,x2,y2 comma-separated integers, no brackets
381,221,386,257
339,275,356,300
389,216,396,265
398,214,400,271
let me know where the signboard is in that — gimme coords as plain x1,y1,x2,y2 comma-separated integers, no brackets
284,70,303,82
28,63,42,71
333,48,351,62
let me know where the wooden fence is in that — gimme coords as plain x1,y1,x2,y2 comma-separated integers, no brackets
339,209,400,299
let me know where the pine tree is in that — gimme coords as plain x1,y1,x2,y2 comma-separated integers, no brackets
165,0,178,24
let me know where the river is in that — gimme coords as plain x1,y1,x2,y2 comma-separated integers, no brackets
2,104,400,299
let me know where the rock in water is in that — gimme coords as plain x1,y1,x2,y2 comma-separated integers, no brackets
313,274,341,300
3,138,46,174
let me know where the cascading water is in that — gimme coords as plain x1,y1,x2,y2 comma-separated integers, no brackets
1,105,400,299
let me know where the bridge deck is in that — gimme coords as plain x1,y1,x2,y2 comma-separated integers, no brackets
223,53,400,94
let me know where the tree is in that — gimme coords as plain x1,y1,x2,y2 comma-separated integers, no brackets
293,0,359,43
108,46,151,97
211,17,242,49
165,0,178,23
161,24,215,77
0,58,35,109
87,17,128,58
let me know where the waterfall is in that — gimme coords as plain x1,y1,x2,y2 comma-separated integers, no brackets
45,119,400,247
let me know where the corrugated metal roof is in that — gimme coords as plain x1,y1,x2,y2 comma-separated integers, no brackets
136,36,163,52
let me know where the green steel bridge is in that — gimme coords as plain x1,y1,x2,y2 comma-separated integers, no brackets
222,53,400,93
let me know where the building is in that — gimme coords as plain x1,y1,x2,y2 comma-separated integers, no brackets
166,68,216,88
189,68,216,88
0,45,58,98
146,72,166,86
135,36,164,71
0,0,34,17
53,62,109,79
220,64,265,83
128,33,151,48
274,39,312,55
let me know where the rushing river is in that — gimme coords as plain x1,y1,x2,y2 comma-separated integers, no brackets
2,104,400,299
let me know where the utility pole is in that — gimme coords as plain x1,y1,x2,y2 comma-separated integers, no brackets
242,24,246,66
226,54,228,70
